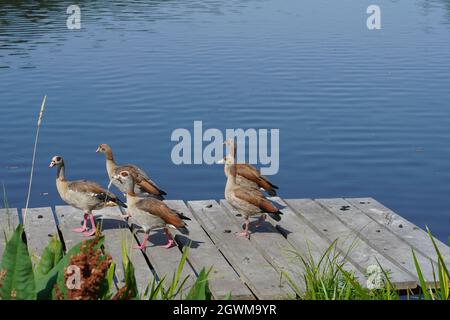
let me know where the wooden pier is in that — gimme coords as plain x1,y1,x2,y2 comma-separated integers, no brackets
1,197,449,299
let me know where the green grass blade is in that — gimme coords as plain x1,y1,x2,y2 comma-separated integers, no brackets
426,227,449,279
412,248,431,300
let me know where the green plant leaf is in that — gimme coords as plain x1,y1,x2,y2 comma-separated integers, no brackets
149,276,165,300
34,235,63,282
185,267,212,300
118,255,138,300
166,244,190,299
412,248,431,300
102,261,116,299
0,224,36,300
35,235,104,300
426,226,449,280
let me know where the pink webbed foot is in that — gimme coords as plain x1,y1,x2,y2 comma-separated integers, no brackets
134,234,150,250
73,213,89,233
235,231,250,238
82,229,96,237
82,214,97,237
163,239,175,249
236,220,250,238
133,243,148,250
162,228,175,249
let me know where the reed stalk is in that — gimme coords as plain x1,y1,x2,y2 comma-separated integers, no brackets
23,95,46,225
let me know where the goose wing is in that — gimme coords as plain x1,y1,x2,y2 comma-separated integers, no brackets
68,180,126,207
116,164,167,196
233,187,283,221
135,198,187,228
236,164,278,195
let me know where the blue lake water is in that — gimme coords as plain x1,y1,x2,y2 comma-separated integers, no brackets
0,0,449,242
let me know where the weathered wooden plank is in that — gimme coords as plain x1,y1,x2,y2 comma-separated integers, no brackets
165,200,254,300
54,206,87,251
95,207,155,295
22,207,59,263
267,197,367,285
0,208,19,258
220,199,306,292
346,198,450,265
317,198,437,287
123,206,197,299
188,200,292,299
285,199,417,290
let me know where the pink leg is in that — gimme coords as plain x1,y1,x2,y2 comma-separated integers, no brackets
83,213,97,237
236,219,250,238
163,228,175,249
255,214,266,228
73,213,88,233
133,233,150,250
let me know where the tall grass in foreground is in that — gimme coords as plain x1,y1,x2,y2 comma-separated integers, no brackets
412,226,449,300
282,239,398,300
23,95,47,225
282,232,449,300
0,225,213,300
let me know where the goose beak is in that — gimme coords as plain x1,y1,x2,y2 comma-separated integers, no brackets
217,158,225,164
49,162,55,168
95,147,101,153
111,175,123,185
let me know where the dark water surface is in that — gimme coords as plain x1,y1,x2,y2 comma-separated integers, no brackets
0,0,449,241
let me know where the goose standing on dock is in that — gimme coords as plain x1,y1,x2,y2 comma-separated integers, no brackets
111,170,190,250
96,144,167,199
49,156,127,237
222,154,283,238
220,139,279,196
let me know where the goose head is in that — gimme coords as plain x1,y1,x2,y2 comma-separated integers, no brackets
96,143,112,154
49,155,63,168
223,139,235,148
111,170,135,192
217,155,234,165
223,138,237,157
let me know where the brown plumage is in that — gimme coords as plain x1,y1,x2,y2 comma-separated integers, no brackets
233,188,281,217
222,152,283,237
96,144,167,199
222,139,278,196
49,156,126,237
112,170,189,250
134,198,188,230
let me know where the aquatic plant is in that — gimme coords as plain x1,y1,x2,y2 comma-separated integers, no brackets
0,225,213,300
282,231,448,300
412,227,449,300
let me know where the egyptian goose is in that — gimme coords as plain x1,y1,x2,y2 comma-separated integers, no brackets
111,170,190,250
49,156,127,237
223,155,283,238
96,144,167,199
221,139,279,196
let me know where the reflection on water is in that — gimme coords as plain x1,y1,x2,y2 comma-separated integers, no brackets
0,0,449,241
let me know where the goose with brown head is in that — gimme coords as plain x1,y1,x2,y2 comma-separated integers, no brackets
222,139,279,196
49,155,126,237
220,143,283,238
96,143,167,199
112,170,190,250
